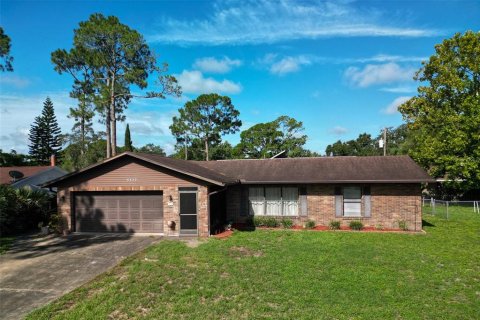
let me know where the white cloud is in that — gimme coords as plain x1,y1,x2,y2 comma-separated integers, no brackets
117,110,178,155
148,0,439,45
0,92,182,155
0,75,31,88
257,54,313,75
344,63,416,87
193,56,242,74
174,70,242,94
379,86,417,93
329,126,348,135
0,92,77,153
270,56,312,75
382,96,412,114
355,54,426,63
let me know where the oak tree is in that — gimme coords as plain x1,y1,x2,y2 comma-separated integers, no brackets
170,93,241,161
399,31,480,189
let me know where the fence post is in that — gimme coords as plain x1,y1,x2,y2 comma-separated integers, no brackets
446,201,449,219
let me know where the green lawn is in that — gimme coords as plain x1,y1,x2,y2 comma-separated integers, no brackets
28,209,480,320
0,237,15,255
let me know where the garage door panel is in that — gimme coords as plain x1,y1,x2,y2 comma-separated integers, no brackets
130,199,140,208
142,210,160,220
142,199,155,209
75,193,163,233
119,199,129,207
130,212,140,220
119,212,129,220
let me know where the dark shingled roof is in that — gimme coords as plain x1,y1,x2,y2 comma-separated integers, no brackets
43,153,434,187
11,166,67,189
133,153,237,185
196,156,434,184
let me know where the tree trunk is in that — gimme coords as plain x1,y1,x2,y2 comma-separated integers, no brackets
184,133,188,160
105,79,112,158
106,108,111,158
205,138,209,161
110,72,117,157
80,95,85,156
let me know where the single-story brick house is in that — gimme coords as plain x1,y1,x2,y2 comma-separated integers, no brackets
43,152,434,237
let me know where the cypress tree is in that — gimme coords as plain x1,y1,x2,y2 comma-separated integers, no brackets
28,97,62,164
124,124,133,152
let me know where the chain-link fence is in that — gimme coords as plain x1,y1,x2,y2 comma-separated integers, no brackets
422,197,480,219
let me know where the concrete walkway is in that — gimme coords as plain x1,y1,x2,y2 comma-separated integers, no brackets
0,233,160,320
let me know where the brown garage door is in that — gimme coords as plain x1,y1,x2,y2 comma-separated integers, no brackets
74,192,163,233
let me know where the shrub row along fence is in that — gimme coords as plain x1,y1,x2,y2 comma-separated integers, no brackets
422,197,480,219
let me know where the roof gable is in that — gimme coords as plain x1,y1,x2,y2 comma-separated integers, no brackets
43,152,236,187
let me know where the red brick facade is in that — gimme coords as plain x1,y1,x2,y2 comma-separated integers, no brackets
225,184,422,231
54,155,423,236
58,186,209,237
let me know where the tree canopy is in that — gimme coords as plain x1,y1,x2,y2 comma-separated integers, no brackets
170,93,241,161
235,116,308,158
28,97,62,164
136,143,166,156
399,31,480,189
0,27,13,72
52,13,180,159
0,149,32,166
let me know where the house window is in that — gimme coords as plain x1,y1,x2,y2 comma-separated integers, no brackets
248,186,299,216
343,186,362,217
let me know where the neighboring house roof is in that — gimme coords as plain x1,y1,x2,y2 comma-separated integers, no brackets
0,166,52,185
196,155,435,184
43,152,434,188
11,166,67,189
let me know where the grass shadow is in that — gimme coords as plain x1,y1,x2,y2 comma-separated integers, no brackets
422,219,435,227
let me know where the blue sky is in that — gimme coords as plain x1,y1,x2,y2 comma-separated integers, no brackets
0,0,478,155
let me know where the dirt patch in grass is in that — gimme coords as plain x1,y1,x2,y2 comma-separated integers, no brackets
108,310,129,319
229,246,263,259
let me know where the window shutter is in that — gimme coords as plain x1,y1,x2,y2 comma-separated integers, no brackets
299,186,308,216
240,186,248,216
334,186,343,217
363,186,371,217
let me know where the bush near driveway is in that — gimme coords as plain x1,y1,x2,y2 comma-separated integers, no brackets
0,185,54,235
0,237,15,254
28,208,480,320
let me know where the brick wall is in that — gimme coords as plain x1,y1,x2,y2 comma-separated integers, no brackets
58,184,210,237
225,183,422,231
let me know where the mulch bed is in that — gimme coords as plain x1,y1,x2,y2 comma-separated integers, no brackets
212,230,234,239
212,224,418,238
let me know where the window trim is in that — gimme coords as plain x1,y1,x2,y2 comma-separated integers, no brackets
248,185,299,217
342,186,364,218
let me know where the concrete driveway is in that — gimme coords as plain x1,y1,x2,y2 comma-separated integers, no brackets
0,233,160,320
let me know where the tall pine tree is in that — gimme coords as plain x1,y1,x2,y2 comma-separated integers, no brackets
28,97,62,164
124,124,133,152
